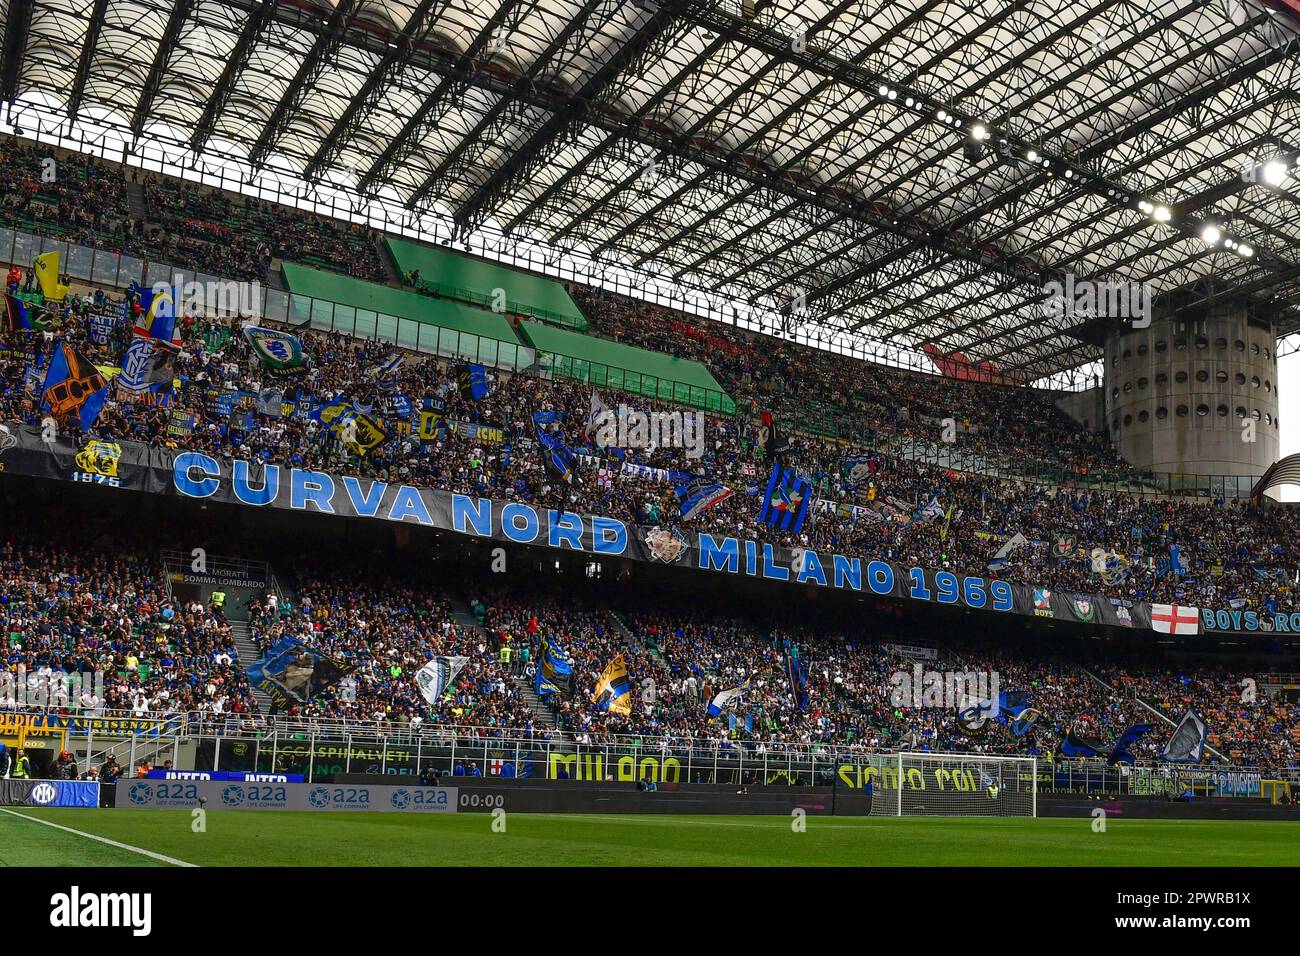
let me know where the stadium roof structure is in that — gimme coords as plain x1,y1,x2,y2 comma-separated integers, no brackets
4,0,1300,380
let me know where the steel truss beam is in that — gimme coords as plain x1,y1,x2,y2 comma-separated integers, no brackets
190,0,281,155
405,0,614,214
300,0,453,183
66,0,110,120
246,0,361,170
354,0,539,197
130,0,197,138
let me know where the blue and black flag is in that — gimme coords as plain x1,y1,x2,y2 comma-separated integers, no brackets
458,363,489,400
536,423,577,483
535,638,573,698
786,654,810,712
759,461,811,533
1059,729,1107,758
1107,724,1152,765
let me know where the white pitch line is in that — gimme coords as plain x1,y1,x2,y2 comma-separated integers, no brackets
0,808,197,867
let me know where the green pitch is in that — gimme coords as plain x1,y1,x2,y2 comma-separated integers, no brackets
2,808,1297,867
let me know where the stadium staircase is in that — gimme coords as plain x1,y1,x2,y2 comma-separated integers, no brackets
229,620,275,713
448,595,565,738
374,233,402,285
1086,671,1227,764
125,179,148,224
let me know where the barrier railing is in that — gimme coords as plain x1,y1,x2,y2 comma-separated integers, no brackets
8,710,1291,796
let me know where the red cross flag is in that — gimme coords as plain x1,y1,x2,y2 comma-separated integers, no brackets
1150,603,1200,635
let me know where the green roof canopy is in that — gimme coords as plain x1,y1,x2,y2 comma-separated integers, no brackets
385,237,587,330
518,320,734,414
281,262,530,369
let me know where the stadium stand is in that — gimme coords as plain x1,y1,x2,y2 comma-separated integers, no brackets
2,140,1299,777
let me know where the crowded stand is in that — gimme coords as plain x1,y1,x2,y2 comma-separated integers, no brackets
1,283,1296,614
138,175,389,283
0,515,257,720
1,141,389,284
3,142,1300,778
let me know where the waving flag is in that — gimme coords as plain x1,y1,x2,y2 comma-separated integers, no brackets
245,326,307,371
1160,710,1208,763
536,423,576,483
34,251,70,300
1059,729,1106,758
458,363,489,400
415,656,470,705
1108,724,1152,765
677,477,734,519
759,461,811,533
593,654,632,715
536,638,573,698
369,354,404,391
707,681,749,718
785,654,810,712
585,389,611,440
3,294,36,333
41,341,108,430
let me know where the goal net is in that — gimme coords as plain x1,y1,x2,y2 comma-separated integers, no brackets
868,752,1037,817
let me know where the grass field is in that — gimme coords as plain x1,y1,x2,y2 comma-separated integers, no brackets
2,807,1298,866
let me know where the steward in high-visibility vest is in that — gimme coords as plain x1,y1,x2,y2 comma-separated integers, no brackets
12,750,31,779
211,591,226,608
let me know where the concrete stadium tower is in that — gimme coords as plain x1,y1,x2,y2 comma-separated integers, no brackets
1104,301,1278,477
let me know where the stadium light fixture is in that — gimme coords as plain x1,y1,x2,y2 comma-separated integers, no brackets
1153,206,1172,223
971,124,988,140
1238,243,1255,258
936,109,947,121
878,84,889,96
1026,150,1038,162
1138,200,1153,214
1262,160,1288,186
1201,224,1221,245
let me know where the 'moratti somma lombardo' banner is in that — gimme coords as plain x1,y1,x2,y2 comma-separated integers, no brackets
0,421,1274,636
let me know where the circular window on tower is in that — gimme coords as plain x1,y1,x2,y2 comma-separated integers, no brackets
1123,414,1133,426
1175,370,1188,384
1216,404,1229,417
1139,410,1150,422
1215,337,1227,350
1156,372,1168,386
1137,343,1149,357
1123,381,1133,393
1252,376,1261,388
1196,404,1209,417
1156,407,1169,420
1175,337,1188,351
1195,369,1209,383
1234,340,1245,353
1252,343,1260,355
1195,337,1208,350
1138,377,1149,389
1235,372,1246,386
1155,340,1167,353
1177,405,1189,417
1236,406,1247,418
1215,369,1228,384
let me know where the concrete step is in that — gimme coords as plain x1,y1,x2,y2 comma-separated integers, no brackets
229,620,274,713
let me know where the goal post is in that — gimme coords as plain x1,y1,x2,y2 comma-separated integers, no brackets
874,753,1036,817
